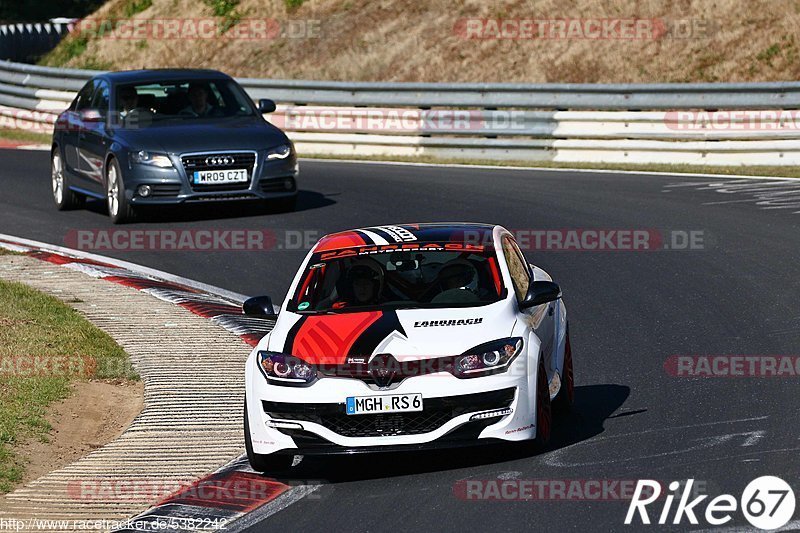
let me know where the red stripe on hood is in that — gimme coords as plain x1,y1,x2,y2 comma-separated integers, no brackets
292,312,381,364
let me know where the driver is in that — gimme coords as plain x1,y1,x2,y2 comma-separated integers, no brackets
118,86,140,121
180,83,219,117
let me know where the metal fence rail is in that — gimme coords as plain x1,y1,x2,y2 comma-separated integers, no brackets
1,58,797,165
241,78,800,110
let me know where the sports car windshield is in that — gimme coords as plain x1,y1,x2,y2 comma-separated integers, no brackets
289,244,506,313
114,79,256,123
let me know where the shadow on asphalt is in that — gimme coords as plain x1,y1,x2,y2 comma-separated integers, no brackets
79,189,336,222
271,384,632,484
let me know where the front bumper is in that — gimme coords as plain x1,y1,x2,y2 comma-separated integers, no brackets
245,353,538,456
123,150,298,205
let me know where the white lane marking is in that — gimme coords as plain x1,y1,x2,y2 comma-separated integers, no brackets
691,518,800,532
596,415,769,439
17,144,50,150
301,158,800,182
664,179,800,191
497,471,524,480
664,178,800,212
543,417,769,468
618,445,800,476
544,432,768,468
225,484,322,532
0,242,30,252
2,144,799,182
740,430,766,447
0,233,248,302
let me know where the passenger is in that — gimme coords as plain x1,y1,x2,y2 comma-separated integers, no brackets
433,258,483,303
439,259,479,293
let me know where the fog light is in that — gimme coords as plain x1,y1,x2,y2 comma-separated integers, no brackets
266,420,304,430
137,184,152,197
283,178,294,190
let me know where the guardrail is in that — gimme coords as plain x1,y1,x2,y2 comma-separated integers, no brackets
2,58,799,165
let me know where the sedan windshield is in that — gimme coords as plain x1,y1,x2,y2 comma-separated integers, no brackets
290,244,506,313
114,79,256,123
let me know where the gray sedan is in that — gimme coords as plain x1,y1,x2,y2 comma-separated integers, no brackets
51,69,298,223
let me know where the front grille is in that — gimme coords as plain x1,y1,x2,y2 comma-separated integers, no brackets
150,183,181,197
322,411,452,437
263,387,515,438
181,152,256,192
185,193,258,202
276,418,501,453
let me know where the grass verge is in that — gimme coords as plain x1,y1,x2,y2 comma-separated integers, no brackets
0,276,137,493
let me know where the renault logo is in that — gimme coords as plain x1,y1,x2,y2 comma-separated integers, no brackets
205,156,234,166
369,354,399,388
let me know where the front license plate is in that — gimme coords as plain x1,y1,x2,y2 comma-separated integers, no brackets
345,393,423,415
193,169,248,184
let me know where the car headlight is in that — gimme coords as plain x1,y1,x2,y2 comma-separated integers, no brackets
257,351,317,385
452,338,523,378
266,143,292,160
130,150,173,168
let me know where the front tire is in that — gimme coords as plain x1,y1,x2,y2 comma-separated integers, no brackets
106,157,135,224
532,354,552,448
52,150,83,210
244,402,294,472
553,326,575,415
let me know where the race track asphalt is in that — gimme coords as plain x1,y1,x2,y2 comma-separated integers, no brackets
2,149,799,531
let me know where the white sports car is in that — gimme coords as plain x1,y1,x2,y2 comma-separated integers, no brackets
243,223,573,471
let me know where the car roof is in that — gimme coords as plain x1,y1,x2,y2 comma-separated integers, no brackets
94,69,232,85
315,223,500,252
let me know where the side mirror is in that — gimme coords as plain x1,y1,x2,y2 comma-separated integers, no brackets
519,281,561,310
258,99,276,113
243,295,278,319
80,108,103,122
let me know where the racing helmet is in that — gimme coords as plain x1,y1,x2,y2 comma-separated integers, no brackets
438,258,479,292
345,258,385,299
